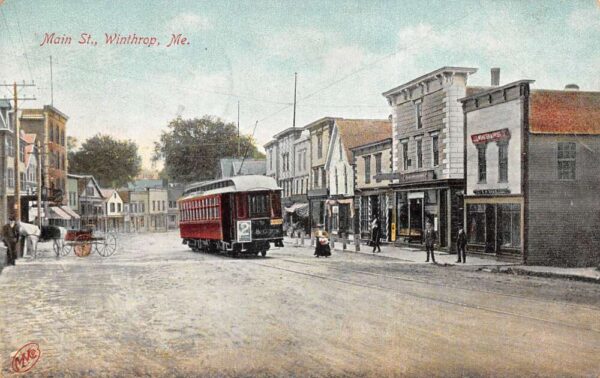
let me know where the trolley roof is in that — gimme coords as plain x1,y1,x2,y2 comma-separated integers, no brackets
180,175,281,200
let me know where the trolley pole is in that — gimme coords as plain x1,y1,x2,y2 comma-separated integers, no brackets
36,141,42,227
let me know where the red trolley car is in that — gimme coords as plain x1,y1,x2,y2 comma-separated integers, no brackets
178,175,284,256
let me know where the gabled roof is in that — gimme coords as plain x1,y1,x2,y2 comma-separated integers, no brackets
100,188,115,200
218,158,266,178
118,190,130,203
529,90,600,135
22,133,36,168
336,119,392,161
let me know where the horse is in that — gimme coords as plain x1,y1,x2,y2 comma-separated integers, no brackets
17,222,41,258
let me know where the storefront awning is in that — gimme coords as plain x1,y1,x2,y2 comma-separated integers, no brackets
284,203,308,213
60,206,81,219
48,206,71,220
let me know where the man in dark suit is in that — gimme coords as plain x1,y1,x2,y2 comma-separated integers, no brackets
456,227,467,263
2,216,20,266
423,221,436,263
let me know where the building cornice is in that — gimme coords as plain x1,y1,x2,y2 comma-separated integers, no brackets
382,66,478,99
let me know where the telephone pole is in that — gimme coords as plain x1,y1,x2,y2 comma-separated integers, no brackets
292,72,297,129
237,101,240,158
0,81,36,222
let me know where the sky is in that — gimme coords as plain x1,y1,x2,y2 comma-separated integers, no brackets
1,0,599,170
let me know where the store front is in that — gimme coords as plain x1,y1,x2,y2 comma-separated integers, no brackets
392,179,463,250
307,188,328,234
358,192,391,241
326,198,353,236
464,196,523,261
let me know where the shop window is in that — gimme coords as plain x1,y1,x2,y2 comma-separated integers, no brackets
364,155,371,184
498,142,508,182
331,206,339,230
477,144,487,183
396,192,409,236
498,204,520,248
360,197,370,235
467,204,486,244
557,142,576,180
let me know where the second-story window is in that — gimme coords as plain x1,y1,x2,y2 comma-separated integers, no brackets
557,142,576,180
415,100,423,129
364,155,371,184
313,168,319,188
317,133,323,159
321,167,326,188
402,141,409,171
477,144,487,183
416,139,423,168
498,142,508,182
432,135,439,166
110,203,115,212
19,140,25,163
375,153,382,182
269,150,273,170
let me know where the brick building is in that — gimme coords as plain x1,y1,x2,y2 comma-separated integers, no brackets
461,80,600,267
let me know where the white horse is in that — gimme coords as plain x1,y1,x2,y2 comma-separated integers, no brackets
17,222,41,258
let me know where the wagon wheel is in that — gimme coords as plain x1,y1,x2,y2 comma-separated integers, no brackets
95,233,117,257
73,234,93,257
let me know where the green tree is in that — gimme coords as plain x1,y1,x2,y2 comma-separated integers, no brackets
69,134,142,188
153,116,265,183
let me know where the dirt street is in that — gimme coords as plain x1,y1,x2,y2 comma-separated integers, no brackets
1,231,599,377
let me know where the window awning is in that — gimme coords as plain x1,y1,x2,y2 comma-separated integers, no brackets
48,206,71,220
60,206,81,219
284,203,309,218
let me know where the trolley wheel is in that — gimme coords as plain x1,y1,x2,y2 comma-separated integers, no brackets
261,250,267,257
96,233,117,257
74,234,92,257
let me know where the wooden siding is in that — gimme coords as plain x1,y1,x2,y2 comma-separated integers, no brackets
526,134,600,267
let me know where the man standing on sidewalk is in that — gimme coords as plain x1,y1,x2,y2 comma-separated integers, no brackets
2,216,20,266
424,221,436,263
456,227,467,263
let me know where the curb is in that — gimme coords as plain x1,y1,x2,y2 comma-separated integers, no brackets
494,267,600,284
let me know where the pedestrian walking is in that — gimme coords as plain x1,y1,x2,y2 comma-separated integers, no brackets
371,216,381,253
423,221,436,263
2,216,20,266
456,227,467,263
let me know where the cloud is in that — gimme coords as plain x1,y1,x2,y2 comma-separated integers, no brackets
166,12,213,33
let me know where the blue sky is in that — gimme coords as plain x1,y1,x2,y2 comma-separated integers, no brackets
1,0,598,169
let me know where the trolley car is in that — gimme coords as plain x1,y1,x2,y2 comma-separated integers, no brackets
178,175,284,256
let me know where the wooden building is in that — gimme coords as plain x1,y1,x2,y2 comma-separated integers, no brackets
461,80,600,267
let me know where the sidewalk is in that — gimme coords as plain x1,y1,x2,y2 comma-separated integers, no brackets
284,236,513,267
283,236,600,283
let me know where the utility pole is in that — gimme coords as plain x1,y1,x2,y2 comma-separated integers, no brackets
50,56,54,106
292,72,297,129
0,81,36,222
36,141,42,227
237,101,240,158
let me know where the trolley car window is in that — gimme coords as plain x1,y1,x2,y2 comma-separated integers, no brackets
249,193,270,217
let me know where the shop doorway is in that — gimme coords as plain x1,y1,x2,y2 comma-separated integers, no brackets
409,197,423,240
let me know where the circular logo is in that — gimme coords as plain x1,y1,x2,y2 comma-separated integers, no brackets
11,342,41,373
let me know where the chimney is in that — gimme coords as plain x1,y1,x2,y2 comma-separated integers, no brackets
491,68,500,86
564,84,579,91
